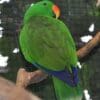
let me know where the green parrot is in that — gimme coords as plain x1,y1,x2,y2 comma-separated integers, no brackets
19,0,83,100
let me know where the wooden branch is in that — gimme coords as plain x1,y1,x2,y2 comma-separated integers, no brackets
0,77,41,100
16,32,100,87
77,32,100,59
16,68,48,87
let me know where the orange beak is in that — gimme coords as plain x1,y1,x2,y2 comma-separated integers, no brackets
52,5,60,19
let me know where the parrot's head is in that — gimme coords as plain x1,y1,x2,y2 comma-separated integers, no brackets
24,0,60,23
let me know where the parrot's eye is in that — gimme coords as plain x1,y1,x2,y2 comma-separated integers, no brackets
43,3,47,6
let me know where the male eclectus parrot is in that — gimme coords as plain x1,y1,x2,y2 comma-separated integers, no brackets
19,0,83,100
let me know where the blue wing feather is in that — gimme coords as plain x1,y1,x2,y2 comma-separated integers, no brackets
33,62,79,87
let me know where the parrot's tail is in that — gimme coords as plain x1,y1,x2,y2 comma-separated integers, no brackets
52,76,83,100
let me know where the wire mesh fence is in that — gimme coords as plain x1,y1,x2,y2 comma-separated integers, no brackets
0,0,100,100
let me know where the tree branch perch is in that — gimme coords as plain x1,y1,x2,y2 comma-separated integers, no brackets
77,32,100,58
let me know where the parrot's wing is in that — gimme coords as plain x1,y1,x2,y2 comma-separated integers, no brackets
19,16,78,72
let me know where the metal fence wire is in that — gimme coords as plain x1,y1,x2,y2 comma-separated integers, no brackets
0,0,100,100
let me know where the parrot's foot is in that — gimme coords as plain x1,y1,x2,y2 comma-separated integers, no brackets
16,68,48,88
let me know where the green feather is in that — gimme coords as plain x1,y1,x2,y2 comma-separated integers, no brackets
53,77,82,100
19,16,83,100
23,1,54,24
19,1,83,100
20,16,77,71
